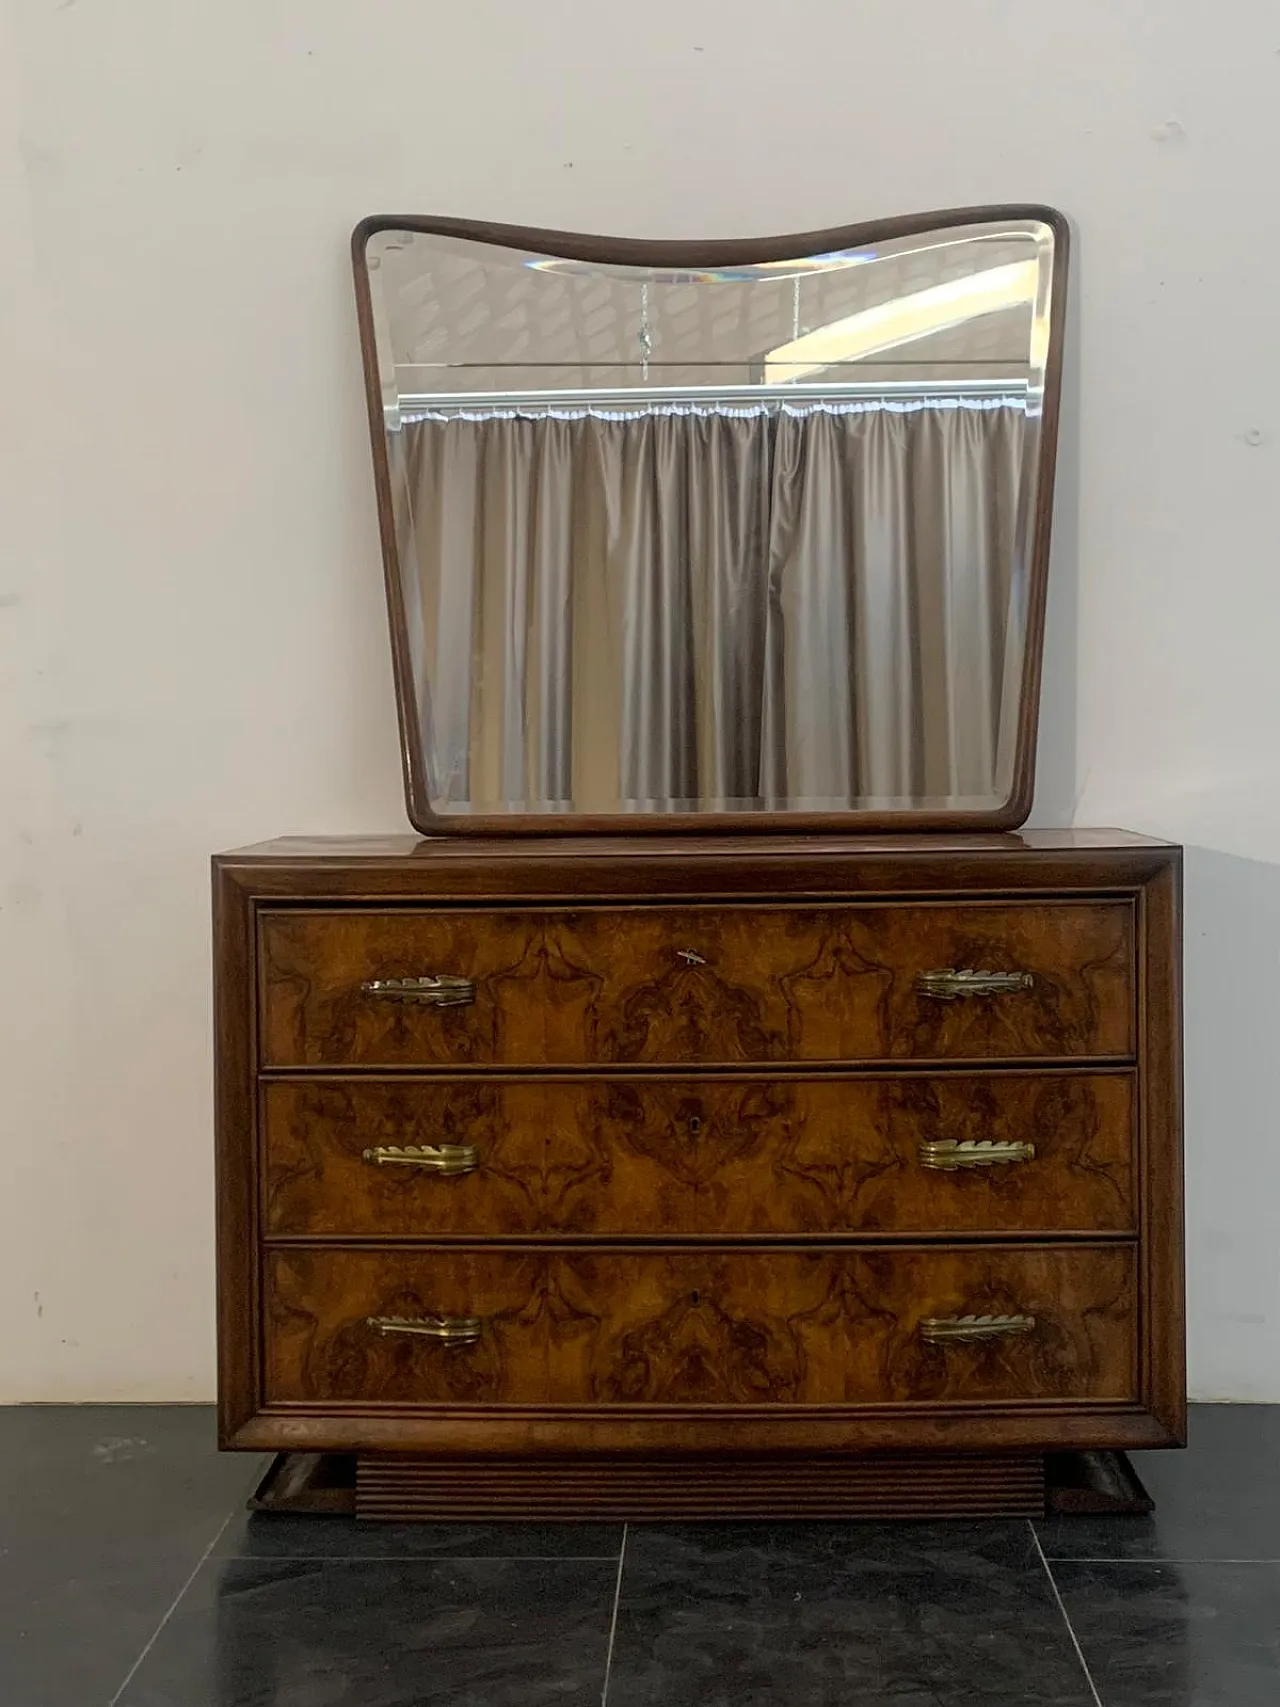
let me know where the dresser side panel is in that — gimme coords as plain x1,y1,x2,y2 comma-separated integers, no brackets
213,861,262,1442
1138,852,1186,1442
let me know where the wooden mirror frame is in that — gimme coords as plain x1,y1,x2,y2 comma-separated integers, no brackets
352,204,1069,837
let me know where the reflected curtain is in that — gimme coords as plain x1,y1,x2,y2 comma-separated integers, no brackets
402,399,1023,809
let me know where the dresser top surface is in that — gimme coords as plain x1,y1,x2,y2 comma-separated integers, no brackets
217,828,1175,864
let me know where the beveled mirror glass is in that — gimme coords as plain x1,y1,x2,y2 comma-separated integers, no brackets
354,208,1066,834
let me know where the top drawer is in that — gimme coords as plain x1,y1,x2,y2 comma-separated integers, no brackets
258,901,1134,1068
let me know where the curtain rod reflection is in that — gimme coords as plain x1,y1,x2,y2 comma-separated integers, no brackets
390,379,1031,425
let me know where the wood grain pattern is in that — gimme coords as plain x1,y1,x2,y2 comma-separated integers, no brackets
233,1405,1176,1457
216,833,1183,1471
265,1244,1138,1408
1138,856,1187,1442
356,1451,1047,1520
259,901,1134,1068
213,857,259,1442
262,1071,1135,1238
221,828,1173,859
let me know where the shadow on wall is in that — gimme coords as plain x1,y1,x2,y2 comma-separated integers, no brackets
1183,845,1280,1401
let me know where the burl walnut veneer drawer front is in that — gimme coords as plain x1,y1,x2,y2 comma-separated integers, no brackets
264,1245,1138,1409
258,902,1134,1068
262,1072,1135,1238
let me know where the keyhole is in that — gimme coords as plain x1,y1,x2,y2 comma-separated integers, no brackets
690,1289,701,1306
688,1115,702,1137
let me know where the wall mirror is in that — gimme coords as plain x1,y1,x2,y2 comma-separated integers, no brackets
353,207,1067,835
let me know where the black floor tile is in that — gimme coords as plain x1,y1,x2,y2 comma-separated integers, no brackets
3,1547,210,1707
115,1555,617,1707
1037,1404,1280,1562
6,1403,1280,1707
0,1406,263,1707
0,1405,262,1549
606,1520,1094,1706
218,1510,624,1560
1055,1559,1280,1705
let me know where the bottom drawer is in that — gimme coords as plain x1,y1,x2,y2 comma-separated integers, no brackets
265,1245,1137,1409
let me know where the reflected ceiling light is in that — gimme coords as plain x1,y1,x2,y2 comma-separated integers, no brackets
762,260,1039,383
523,249,877,283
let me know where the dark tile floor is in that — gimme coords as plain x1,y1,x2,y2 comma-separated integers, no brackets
2,1406,1277,1706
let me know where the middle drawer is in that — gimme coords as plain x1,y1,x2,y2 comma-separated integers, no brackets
262,1072,1135,1239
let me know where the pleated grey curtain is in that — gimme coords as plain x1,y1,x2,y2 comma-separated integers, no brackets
402,399,1024,811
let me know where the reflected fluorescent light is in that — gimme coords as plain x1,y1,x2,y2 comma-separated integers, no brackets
523,249,877,283
763,261,1038,382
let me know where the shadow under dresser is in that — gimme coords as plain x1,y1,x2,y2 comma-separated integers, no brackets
214,829,1184,1520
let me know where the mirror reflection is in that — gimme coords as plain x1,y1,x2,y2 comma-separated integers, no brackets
359,215,1059,821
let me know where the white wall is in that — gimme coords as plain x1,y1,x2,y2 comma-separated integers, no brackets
1,0,1277,1401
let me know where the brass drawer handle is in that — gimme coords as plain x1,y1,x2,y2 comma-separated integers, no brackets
360,975,475,1007
918,1139,1036,1171
362,1143,480,1176
920,1313,1036,1344
916,969,1034,1001
367,1314,482,1345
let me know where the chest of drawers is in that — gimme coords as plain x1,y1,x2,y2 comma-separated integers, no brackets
215,830,1183,1519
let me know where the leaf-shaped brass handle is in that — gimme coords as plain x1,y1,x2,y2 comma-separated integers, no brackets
360,976,475,1007
920,1313,1036,1343
916,969,1034,1001
367,1315,482,1345
362,1143,479,1176
918,1139,1036,1171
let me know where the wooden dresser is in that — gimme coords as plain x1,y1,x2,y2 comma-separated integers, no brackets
215,829,1183,1520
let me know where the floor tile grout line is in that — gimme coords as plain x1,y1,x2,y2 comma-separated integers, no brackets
1030,1523,1104,1707
600,1522,628,1707
219,1552,623,1563
1035,1555,1280,1566
107,1509,235,1707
